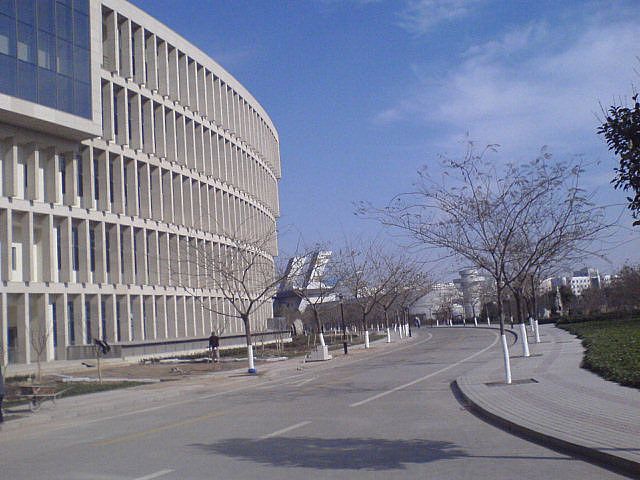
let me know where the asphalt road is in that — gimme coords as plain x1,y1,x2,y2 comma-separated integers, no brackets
0,328,627,479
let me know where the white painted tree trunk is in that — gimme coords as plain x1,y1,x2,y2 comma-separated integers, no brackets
487,316,491,326
247,344,256,373
364,330,370,348
501,334,512,384
534,320,541,343
319,332,325,347
386,328,391,343
474,316,478,327
519,323,530,357
529,317,535,333
399,326,403,339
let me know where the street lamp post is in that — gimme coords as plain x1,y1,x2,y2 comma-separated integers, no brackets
339,294,347,354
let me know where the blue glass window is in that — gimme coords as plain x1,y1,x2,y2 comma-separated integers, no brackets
0,0,15,18
37,30,55,69
73,0,88,15
0,13,16,56
37,67,56,108
56,37,72,75
16,0,35,26
37,0,55,33
17,22,35,63
73,45,88,79
0,0,91,118
17,60,37,101
57,74,72,112
72,11,87,47
55,1,71,41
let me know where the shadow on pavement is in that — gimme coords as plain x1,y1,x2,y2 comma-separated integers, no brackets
190,437,466,470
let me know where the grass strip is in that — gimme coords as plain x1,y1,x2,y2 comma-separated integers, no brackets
558,318,640,389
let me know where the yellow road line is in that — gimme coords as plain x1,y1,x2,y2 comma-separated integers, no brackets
92,410,226,447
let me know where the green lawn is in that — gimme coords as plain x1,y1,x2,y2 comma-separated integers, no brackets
558,318,640,389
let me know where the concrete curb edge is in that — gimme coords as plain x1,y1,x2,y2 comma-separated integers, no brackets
451,379,640,479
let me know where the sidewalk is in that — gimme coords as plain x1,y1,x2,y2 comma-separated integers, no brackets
455,324,640,478
0,334,397,431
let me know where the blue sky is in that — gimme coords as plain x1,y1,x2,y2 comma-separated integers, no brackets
132,0,640,274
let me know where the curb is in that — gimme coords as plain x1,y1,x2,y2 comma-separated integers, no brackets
451,379,640,479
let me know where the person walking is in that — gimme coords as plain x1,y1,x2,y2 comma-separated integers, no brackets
208,332,220,363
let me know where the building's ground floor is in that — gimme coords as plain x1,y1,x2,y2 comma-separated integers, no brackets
0,288,272,365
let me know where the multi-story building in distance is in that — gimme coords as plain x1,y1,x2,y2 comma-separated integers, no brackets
0,0,281,365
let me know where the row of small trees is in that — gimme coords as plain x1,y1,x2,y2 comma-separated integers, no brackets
359,143,610,383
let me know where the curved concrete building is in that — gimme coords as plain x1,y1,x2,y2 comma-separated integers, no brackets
0,0,280,365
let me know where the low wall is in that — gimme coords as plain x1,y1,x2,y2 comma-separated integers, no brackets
66,331,292,361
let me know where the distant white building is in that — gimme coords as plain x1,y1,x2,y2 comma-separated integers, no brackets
409,282,463,320
540,267,605,297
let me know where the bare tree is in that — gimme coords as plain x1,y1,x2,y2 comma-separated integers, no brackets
336,241,405,348
359,143,609,383
30,321,51,383
173,221,301,374
282,249,340,348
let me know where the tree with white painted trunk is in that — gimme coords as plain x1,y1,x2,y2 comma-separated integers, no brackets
336,241,401,349
283,248,341,350
359,143,610,383
173,221,300,374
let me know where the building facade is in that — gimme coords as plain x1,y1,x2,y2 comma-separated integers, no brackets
0,0,281,365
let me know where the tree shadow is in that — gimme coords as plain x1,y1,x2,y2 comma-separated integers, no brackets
190,436,467,470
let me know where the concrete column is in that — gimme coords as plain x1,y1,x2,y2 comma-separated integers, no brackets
145,33,158,91
104,295,117,343
147,230,159,285
130,93,143,151
138,162,151,219
157,40,169,97
165,110,176,162
133,24,145,85
102,76,115,142
78,219,90,283
131,295,143,341
125,159,139,217
154,103,166,158
150,166,163,221
188,59,198,113
17,293,30,364
59,217,72,283
0,292,7,366
43,214,55,282
43,147,58,204
81,148,95,210
155,295,167,339
63,152,78,206
108,223,121,284
119,18,133,80
166,295,177,338
0,208,11,282
142,99,154,154
58,293,70,356
134,228,147,285
103,9,118,73
24,211,34,282
121,226,135,284
115,88,129,147
168,46,179,100
111,154,126,214
43,293,54,361
97,150,110,211
144,296,156,340
94,222,107,284
161,169,173,223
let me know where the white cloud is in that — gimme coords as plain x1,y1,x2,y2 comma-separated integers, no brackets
397,0,483,35
377,14,640,161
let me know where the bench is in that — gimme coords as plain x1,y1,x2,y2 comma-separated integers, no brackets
6,384,69,412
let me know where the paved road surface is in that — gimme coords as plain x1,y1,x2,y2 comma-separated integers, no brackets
0,328,626,479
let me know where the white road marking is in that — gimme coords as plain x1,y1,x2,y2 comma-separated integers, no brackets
293,377,315,386
133,469,174,480
259,421,312,440
349,332,500,407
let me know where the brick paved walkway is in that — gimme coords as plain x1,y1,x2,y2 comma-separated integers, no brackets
455,324,640,477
